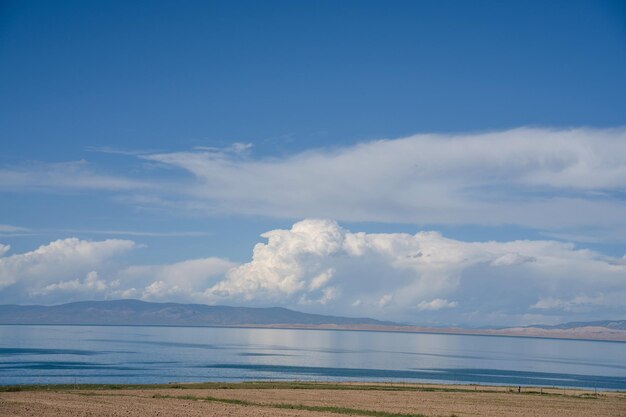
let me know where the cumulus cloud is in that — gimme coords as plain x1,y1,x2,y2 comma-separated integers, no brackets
530,295,610,312
1,219,625,325
140,128,626,233
207,220,345,300
0,237,234,305
378,294,393,308
490,253,536,267
117,257,236,302
0,238,136,291
31,271,118,297
204,219,626,324
417,299,459,311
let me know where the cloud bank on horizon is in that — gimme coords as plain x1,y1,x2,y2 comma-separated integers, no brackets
1,219,625,326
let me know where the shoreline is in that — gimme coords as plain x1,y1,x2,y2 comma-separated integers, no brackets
2,380,625,394
2,322,625,343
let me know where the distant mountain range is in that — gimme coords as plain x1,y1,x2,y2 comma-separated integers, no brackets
0,299,394,327
0,300,624,342
529,319,626,331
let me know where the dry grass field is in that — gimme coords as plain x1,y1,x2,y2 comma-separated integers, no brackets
1,382,625,417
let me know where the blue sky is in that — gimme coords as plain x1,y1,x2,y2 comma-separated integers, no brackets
1,0,625,325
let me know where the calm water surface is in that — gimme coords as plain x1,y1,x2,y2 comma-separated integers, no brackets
0,325,624,389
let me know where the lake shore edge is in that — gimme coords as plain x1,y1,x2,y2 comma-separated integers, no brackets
2,380,625,394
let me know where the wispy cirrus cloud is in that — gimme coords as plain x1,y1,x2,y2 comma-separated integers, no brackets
0,225,28,233
0,160,149,191
139,127,626,233
2,128,626,239
0,225,207,240
0,224,32,237
84,146,160,156
55,229,210,238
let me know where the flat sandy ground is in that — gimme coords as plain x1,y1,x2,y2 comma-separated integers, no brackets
1,382,625,417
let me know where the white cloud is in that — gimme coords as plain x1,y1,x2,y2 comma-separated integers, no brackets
491,253,536,267
417,299,459,311
141,128,626,232
0,237,234,305
142,280,180,299
0,160,148,191
0,225,32,238
0,225,28,233
207,219,345,300
299,285,339,305
530,295,609,312
309,268,334,290
31,271,119,297
59,229,210,237
0,238,136,291
85,146,157,156
378,294,393,308
0,219,625,326
3,129,626,239
193,142,253,155
118,257,236,302
203,219,626,323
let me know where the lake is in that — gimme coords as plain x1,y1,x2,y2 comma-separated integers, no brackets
0,325,624,389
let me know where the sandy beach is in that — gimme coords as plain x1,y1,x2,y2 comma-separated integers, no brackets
1,382,625,417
